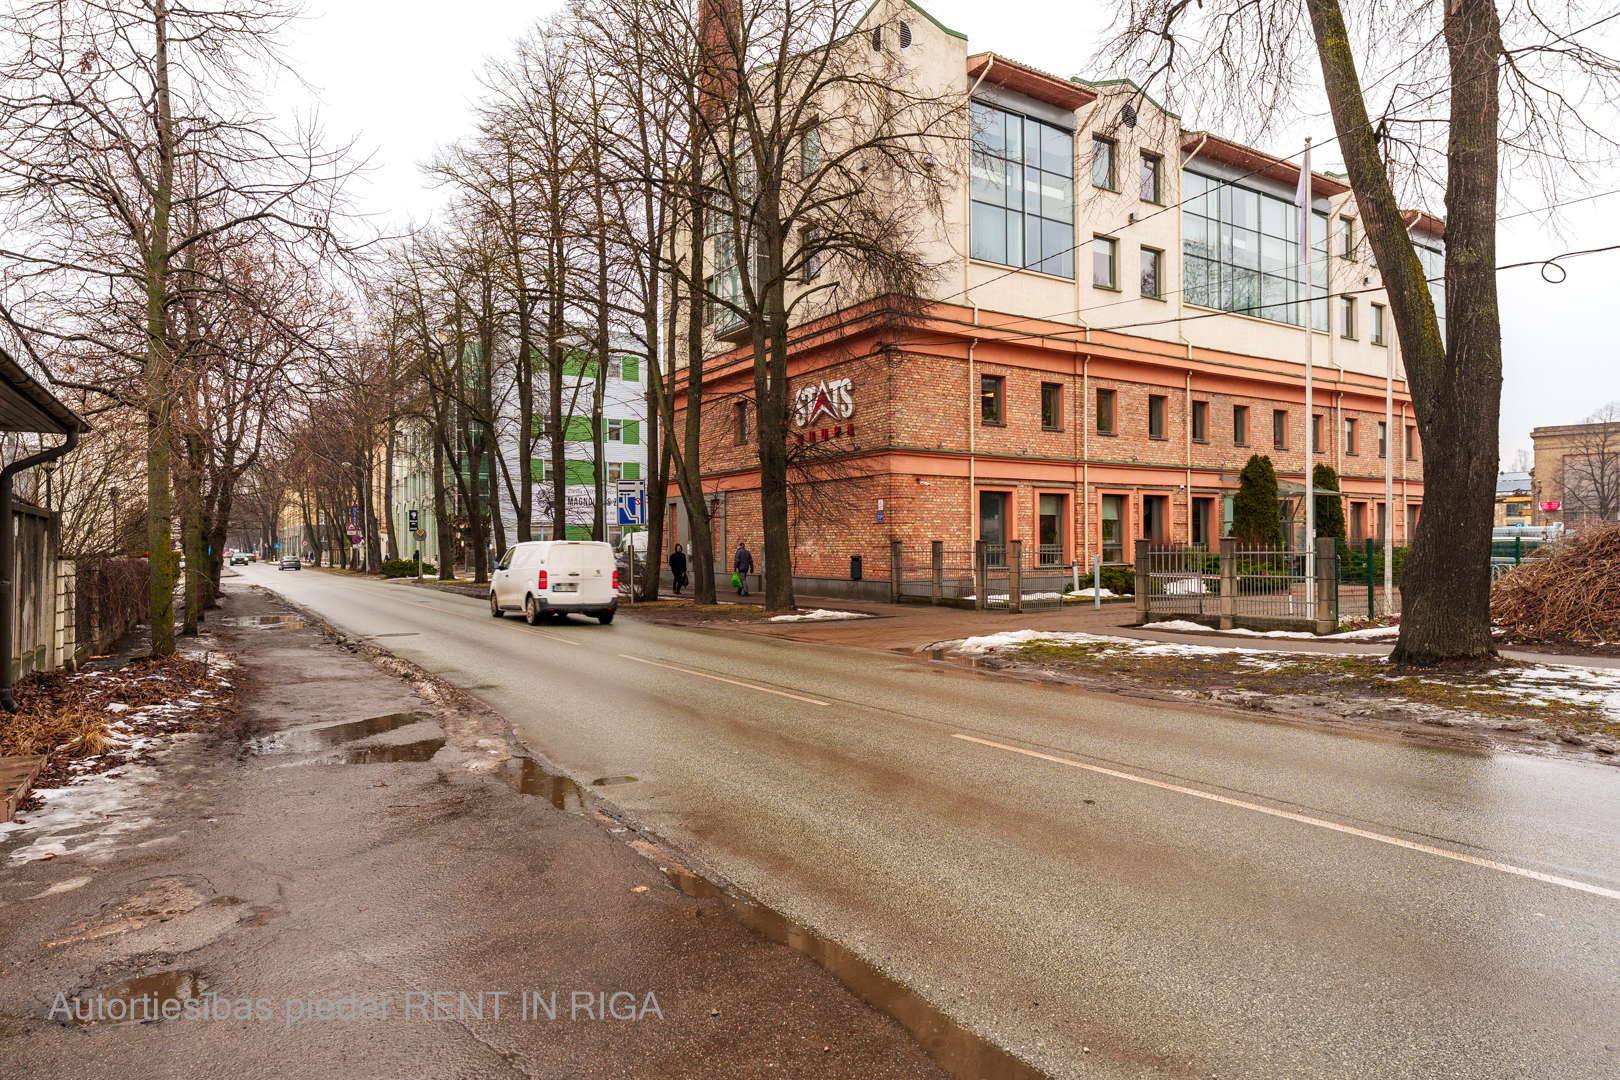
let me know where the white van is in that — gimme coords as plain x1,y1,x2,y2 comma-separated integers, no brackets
489,541,618,624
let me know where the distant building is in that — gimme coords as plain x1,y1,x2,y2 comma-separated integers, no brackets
1494,471,1532,528
1530,420,1620,527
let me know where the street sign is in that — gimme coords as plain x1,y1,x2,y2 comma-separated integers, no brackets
617,479,646,526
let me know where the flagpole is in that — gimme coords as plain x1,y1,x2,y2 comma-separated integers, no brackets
1301,137,1315,614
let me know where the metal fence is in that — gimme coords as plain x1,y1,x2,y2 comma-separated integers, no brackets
892,542,1089,611
1137,538,1337,633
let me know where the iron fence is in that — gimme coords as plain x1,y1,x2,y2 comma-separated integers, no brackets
1138,539,1337,632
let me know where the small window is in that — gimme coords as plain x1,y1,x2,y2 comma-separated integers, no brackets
981,374,1003,424
1041,382,1062,430
1139,153,1161,202
871,26,882,50
1192,400,1208,443
1406,425,1417,460
1340,296,1356,339
1344,417,1358,455
608,357,622,380
1140,247,1162,299
608,418,624,442
1311,414,1323,454
1371,303,1386,346
801,225,822,281
800,126,821,180
608,463,622,484
1091,137,1115,190
735,401,749,445
1148,395,1166,440
1273,409,1288,450
1093,236,1118,289
1096,389,1116,434
1339,216,1355,258
1378,421,1388,458
899,20,911,48
1233,405,1249,446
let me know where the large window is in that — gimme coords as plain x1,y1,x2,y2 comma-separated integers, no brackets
1183,171,1328,329
970,103,1074,277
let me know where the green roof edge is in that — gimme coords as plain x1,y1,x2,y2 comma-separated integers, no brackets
1069,75,1180,121
861,0,968,41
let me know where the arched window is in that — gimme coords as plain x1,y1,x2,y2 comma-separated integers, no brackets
899,21,912,48
871,26,882,50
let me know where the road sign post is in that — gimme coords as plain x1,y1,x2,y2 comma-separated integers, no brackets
409,510,421,578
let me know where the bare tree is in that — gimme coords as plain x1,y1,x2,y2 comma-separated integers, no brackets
1098,0,1620,661
1557,402,1620,523
0,0,352,654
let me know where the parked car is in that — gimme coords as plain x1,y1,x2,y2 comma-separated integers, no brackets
279,555,301,571
230,552,249,566
489,540,617,624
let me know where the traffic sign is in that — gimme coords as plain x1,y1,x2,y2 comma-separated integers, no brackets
616,479,646,526
408,509,420,529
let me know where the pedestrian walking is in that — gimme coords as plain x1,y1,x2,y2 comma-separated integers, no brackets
733,541,754,596
668,543,688,596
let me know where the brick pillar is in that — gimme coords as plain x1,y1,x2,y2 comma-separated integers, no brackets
1134,538,1149,624
1008,540,1022,615
890,540,903,604
930,541,943,605
974,540,987,611
1218,538,1236,631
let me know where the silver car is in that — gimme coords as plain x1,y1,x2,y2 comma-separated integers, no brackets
279,555,301,571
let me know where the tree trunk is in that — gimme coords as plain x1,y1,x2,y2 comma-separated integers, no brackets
182,433,202,636
384,425,399,561
755,206,795,612
1305,0,1501,663
144,0,177,657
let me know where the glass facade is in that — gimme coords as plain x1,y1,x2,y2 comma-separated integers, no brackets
970,103,1075,278
1415,242,1446,343
1183,171,1328,330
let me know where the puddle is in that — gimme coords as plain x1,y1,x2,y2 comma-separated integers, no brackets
337,738,445,765
252,713,422,755
663,872,1048,1079
228,614,305,630
496,757,587,812
68,970,205,1027
590,775,639,787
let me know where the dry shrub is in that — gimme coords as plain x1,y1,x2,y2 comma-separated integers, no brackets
0,653,232,761
1491,523,1620,641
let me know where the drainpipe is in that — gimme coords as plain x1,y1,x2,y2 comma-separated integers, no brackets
2,426,81,712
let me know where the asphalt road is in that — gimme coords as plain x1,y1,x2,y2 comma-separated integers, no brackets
242,564,1620,1079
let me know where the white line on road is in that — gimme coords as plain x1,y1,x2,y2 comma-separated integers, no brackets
619,655,829,705
954,733,1620,902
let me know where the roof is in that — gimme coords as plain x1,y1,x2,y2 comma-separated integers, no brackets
1180,132,1350,199
0,347,84,436
1497,472,1532,497
968,53,1097,111
1403,210,1445,241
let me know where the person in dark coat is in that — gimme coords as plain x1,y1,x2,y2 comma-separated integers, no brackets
733,542,754,596
668,544,688,595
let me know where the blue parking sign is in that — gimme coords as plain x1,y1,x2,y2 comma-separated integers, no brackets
617,479,646,526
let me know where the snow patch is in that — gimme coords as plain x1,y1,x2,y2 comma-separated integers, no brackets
768,609,873,622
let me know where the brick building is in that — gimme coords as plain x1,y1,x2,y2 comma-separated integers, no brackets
666,1,1426,595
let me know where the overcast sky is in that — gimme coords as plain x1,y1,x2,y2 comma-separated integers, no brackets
277,0,1619,465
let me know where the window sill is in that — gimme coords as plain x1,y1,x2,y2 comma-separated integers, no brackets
968,258,1075,284
980,420,1006,427
1341,336,1358,342
1372,341,1387,347
1096,429,1118,437
1149,435,1168,442
1042,426,1064,433
1192,438,1208,445
1142,293,1167,302
1093,284,1121,292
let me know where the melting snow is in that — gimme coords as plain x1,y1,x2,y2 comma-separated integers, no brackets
768,609,873,622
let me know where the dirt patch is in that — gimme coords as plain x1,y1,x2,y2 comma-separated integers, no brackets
976,639,1620,759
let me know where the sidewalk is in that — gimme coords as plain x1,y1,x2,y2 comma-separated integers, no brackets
0,581,947,1079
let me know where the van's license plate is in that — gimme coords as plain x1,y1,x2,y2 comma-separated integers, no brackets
552,583,577,593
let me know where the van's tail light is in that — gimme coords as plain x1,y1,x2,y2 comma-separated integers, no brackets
538,570,548,591
612,570,619,590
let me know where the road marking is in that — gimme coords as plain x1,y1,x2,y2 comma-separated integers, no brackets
954,733,1620,902
326,583,582,645
619,655,829,705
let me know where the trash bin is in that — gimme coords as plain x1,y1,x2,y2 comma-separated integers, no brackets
850,555,862,580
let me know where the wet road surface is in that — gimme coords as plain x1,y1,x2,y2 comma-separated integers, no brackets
244,566,1620,1079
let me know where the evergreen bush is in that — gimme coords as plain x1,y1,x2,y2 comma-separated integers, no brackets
380,559,435,578
1231,454,1284,548
1313,463,1346,541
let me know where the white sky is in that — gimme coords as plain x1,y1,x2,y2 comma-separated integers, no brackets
277,0,1619,464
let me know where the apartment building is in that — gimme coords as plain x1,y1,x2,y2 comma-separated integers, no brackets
389,349,649,567
668,0,1427,592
